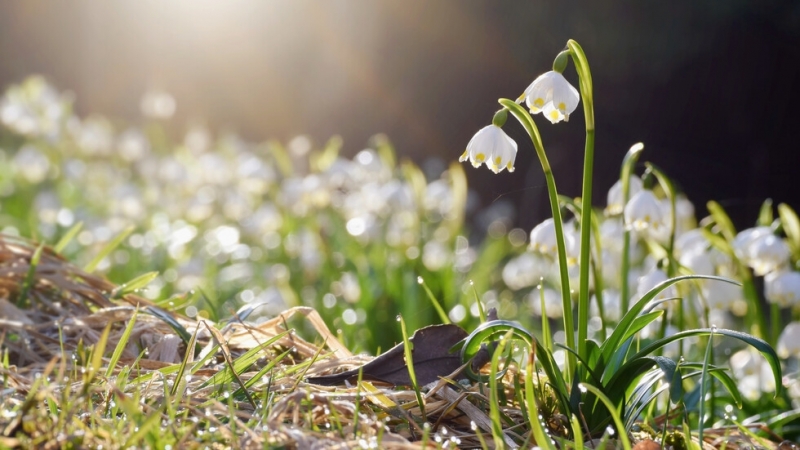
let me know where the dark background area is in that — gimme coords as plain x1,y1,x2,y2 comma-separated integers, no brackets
1,1,798,231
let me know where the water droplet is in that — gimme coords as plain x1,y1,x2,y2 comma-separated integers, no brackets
417,276,424,284
711,325,718,333
606,426,615,436
396,315,402,322
578,384,587,393
469,280,474,286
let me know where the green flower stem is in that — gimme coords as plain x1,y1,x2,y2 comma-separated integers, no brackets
619,144,644,311
567,40,595,361
499,99,576,377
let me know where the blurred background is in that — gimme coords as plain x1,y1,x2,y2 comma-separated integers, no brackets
1,0,798,231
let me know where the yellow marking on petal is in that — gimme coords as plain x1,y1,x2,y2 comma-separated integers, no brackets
534,98,545,108
459,150,468,162
494,156,502,165
549,110,560,121
506,162,514,172
475,153,485,162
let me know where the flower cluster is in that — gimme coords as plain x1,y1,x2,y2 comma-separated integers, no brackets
0,76,482,352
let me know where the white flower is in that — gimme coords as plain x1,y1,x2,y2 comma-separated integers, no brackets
459,125,517,173
746,234,791,276
528,286,563,318
529,218,575,257
732,226,772,260
778,322,800,359
765,269,800,307
605,176,643,215
635,267,678,308
623,190,663,233
702,280,744,312
523,71,580,124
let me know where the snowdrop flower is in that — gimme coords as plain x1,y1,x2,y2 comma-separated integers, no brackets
459,124,517,173
765,269,800,307
605,176,643,215
623,190,663,233
778,322,800,359
523,71,580,124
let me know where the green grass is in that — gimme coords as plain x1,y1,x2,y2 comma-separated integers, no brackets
1,51,800,449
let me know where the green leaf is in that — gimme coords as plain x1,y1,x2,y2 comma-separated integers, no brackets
631,327,781,397
144,306,192,345
601,274,737,374
199,329,290,389
18,242,44,307
110,271,159,300
83,225,134,273
106,307,138,378
707,201,737,241
778,203,800,259
621,310,663,343
758,199,774,227
54,221,83,254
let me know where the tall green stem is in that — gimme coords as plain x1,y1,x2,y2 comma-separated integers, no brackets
499,98,576,377
567,40,595,361
619,144,644,311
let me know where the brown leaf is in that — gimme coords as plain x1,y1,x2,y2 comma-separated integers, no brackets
307,324,468,387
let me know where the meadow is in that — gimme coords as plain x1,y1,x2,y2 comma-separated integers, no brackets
1,41,799,449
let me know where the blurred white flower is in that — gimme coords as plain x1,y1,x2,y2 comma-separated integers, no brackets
529,218,560,256
765,269,800,307
778,322,800,359
732,226,773,261
528,286,563,318
635,267,678,308
523,71,580,124
502,252,548,290
140,89,176,119
459,125,517,173
623,190,663,234
12,145,50,183
679,247,715,277
702,280,744,312
605,176,643,216
746,234,791,276
729,348,776,400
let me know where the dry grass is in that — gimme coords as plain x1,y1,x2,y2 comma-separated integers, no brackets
0,234,548,449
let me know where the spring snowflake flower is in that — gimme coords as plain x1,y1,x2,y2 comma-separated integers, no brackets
623,190,663,233
605,176,643,215
746,234,791,276
765,269,800,307
459,125,517,173
523,71,580,124
778,322,800,359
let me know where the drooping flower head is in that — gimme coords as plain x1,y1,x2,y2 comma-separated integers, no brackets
523,71,580,124
459,110,517,173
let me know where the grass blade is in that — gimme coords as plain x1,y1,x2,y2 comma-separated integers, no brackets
54,221,83,253
83,225,134,273
106,307,138,378
110,271,159,300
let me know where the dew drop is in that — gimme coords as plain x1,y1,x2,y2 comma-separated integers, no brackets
711,324,718,333
396,315,402,322
417,276,424,284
